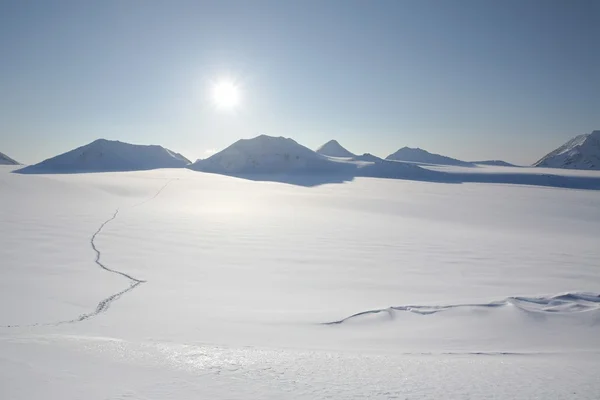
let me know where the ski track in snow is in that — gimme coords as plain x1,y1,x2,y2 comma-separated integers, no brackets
89,209,143,282
2,179,175,328
130,179,173,208
324,292,600,325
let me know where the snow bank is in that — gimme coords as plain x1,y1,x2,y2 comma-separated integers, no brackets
326,292,600,325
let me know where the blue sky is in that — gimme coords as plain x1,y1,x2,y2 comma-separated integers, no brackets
1,0,598,165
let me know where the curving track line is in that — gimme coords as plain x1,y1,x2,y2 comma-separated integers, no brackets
90,209,145,283
2,179,175,328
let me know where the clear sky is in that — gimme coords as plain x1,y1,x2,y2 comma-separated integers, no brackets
1,0,598,165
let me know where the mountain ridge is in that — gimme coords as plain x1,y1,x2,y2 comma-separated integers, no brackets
534,130,600,170
15,139,190,174
0,151,20,165
386,147,474,167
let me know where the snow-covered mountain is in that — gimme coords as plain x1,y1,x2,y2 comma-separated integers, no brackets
351,153,383,163
386,147,474,167
534,130,600,170
16,139,190,174
316,140,356,158
188,134,440,184
190,135,351,174
470,160,516,167
0,151,20,165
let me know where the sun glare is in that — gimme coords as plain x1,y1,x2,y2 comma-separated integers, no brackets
211,80,240,109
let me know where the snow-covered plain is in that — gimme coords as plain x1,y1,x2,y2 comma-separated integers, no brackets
2,164,600,399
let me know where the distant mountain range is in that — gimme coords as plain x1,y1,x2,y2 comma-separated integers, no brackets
188,135,439,184
12,130,600,176
317,142,516,168
385,147,476,167
15,139,190,174
470,160,516,167
534,130,600,170
0,151,20,165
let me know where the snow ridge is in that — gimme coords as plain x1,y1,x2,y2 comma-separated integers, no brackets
325,292,600,325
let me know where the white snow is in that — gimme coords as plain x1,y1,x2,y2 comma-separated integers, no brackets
386,146,475,167
316,139,356,158
534,130,600,170
0,151,19,165
2,165,600,398
15,139,190,174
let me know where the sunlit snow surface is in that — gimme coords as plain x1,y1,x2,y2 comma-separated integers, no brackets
2,165,600,399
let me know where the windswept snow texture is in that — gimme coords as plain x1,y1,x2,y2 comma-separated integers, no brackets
387,147,475,167
316,139,356,158
471,160,516,167
15,139,190,174
2,167,600,398
534,130,600,170
326,292,600,325
0,151,19,165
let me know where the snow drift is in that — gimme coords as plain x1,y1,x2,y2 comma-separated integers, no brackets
316,139,356,158
0,151,19,165
386,147,474,167
534,130,600,170
15,139,190,174
325,292,600,325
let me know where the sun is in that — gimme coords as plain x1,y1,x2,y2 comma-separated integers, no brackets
211,80,240,109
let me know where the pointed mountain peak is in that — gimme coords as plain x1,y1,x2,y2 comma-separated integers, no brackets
316,140,355,158
0,151,20,165
534,130,600,170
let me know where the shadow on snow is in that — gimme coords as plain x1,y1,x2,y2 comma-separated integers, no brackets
188,167,600,190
